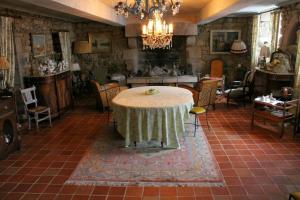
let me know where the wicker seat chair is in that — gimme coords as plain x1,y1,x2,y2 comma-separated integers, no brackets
20,86,52,130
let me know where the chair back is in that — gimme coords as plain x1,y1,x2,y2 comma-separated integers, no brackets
104,83,121,108
90,80,102,106
196,80,218,107
242,71,251,86
20,86,38,110
210,59,223,78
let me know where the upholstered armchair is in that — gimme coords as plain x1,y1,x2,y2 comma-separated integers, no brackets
224,71,255,106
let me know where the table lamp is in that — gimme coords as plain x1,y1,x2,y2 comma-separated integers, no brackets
71,63,81,71
73,41,91,54
230,40,247,54
0,56,10,89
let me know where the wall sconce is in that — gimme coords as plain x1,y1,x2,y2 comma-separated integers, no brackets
230,40,247,54
0,56,10,89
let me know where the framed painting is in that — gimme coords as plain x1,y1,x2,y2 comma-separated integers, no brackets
210,30,241,54
89,32,111,53
31,34,46,57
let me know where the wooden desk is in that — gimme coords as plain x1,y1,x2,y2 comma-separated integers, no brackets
251,97,299,137
254,68,294,94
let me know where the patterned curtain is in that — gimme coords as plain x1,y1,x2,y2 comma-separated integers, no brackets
270,11,280,53
251,15,259,69
0,17,15,88
294,30,300,97
59,32,72,70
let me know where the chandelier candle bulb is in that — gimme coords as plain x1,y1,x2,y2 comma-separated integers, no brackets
142,25,147,35
169,24,173,34
148,19,153,34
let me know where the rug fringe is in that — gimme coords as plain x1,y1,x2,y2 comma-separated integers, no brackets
65,180,224,187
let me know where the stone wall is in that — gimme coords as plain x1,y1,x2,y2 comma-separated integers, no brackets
0,8,128,85
195,17,253,83
73,22,127,83
0,8,75,88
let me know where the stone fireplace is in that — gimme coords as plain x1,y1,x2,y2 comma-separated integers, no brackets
123,22,201,76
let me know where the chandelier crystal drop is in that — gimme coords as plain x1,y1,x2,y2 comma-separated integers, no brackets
114,0,180,49
114,0,181,19
141,10,173,49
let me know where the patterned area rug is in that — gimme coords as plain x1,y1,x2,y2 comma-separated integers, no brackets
65,118,224,187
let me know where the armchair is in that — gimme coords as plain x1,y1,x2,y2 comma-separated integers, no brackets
224,71,255,106
90,80,128,123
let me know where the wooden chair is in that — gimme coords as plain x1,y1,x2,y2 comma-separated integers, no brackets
189,80,219,135
225,71,255,106
210,59,223,78
90,80,128,123
20,86,52,130
210,59,225,94
90,80,103,112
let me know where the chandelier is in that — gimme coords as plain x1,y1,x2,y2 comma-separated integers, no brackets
115,0,180,49
115,0,181,20
141,10,173,49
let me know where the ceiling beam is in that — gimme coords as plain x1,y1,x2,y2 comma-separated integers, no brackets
19,0,125,26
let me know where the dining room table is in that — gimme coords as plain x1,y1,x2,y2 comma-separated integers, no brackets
112,86,194,149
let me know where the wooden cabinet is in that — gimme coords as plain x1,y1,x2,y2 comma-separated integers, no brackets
23,71,73,118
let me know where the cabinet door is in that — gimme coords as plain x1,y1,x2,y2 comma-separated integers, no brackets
38,82,58,116
55,72,72,112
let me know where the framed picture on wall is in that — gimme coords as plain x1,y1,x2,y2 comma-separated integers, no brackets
210,30,241,54
31,34,46,57
88,32,112,53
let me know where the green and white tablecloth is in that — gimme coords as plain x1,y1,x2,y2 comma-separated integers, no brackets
112,86,194,148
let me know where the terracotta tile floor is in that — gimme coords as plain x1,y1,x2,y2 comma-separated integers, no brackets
1,103,300,200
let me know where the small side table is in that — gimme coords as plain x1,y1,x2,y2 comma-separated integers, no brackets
251,96,299,137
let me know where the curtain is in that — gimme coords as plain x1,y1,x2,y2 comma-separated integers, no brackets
251,15,259,69
294,30,300,97
59,32,72,70
270,11,280,53
0,16,15,89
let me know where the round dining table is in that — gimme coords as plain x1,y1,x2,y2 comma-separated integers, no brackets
112,86,194,148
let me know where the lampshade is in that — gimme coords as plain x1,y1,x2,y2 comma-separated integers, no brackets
73,41,91,54
0,57,10,70
71,63,81,71
230,40,247,54
259,46,271,58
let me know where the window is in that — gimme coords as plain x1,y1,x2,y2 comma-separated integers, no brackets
251,10,282,67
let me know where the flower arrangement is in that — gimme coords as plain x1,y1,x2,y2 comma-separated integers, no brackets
38,58,67,76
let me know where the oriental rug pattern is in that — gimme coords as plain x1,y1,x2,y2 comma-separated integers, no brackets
65,118,224,187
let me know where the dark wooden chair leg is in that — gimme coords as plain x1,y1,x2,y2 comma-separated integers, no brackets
280,122,285,138
205,110,210,131
226,96,230,107
194,114,197,137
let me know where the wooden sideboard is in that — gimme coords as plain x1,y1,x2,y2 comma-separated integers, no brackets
24,71,73,118
254,68,294,95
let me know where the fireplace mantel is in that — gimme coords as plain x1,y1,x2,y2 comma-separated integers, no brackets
127,75,198,87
